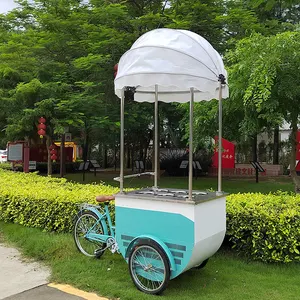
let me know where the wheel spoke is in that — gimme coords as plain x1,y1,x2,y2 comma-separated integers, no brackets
129,244,169,294
74,212,105,257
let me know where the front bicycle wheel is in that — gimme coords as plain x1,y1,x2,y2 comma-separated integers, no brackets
74,211,106,258
128,240,170,295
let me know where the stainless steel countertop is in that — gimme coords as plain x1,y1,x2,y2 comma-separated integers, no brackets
116,188,227,204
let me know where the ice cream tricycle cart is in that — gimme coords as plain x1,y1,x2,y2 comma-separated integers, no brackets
74,28,229,295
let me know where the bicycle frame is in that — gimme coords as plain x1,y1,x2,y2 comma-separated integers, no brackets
82,204,116,246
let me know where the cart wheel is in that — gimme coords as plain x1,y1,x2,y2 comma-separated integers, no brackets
194,258,209,269
128,240,170,295
74,211,106,258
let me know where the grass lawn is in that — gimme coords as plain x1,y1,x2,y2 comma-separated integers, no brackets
1,222,299,300
60,171,294,194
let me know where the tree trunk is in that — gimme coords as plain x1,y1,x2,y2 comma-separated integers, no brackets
252,134,257,162
60,133,65,178
127,146,131,169
289,116,300,192
252,134,258,183
82,128,89,182
46,136,52,176
273,126,279,164
103,144,107,169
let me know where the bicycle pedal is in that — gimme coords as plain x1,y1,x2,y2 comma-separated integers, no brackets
94,249,103,258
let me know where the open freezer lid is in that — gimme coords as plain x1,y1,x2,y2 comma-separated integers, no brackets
114,28,228,103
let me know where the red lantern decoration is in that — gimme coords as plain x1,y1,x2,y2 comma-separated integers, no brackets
38,128,46,137
113,63,118,78
38,117,46,124
38,117,47,138
49,144,58,161
38,123,46,130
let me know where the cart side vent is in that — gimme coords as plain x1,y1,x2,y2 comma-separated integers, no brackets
123,241,130,247
165,242,186,252
121,235,134,241
170,250,184,258
174,259,181,265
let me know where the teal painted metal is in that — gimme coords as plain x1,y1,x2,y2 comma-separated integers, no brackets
86,233,112,243
104,205,114,236
115,206,194,279
82,206,109,236
124,235,176,272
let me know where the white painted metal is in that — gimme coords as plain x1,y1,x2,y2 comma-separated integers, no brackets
154,84,159,188
120,88,125,193
217,81,223,195
188,88,194,200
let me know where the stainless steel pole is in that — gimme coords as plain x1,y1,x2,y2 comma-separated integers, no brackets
154,85,158,188
120,88,125,193
189,88,194,200
217,81,223,196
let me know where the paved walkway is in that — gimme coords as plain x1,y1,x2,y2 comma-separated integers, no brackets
0,244,107,300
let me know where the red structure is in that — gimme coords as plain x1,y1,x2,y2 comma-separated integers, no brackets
212,136,235,169
29,144,73,163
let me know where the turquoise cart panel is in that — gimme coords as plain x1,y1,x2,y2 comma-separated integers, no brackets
115,206,194,279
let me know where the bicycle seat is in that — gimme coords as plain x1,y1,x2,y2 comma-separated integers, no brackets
96,195,115,203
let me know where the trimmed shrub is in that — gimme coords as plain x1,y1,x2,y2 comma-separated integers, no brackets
1,168,300,263
0,163,13,170
226,191,300,263
0,169,118,233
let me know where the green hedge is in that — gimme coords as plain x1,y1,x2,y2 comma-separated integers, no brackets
1,169,300,263
0,169,118,233
226,192,300,263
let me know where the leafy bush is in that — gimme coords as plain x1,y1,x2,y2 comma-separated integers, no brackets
0,169,118,233
1,168,300,263
226,191,300,263
0,163,13,170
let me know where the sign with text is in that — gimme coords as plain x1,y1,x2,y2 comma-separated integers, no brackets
79,162,90,171
90,160,101,168
250,161,265,172
7,142,24,162
29,161,37,170
212,137,235,169
180,160,189,169
65,133,72,142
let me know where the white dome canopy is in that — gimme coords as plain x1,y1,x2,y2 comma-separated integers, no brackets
114,28,229,103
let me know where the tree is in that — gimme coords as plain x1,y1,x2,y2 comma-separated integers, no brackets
227,31,300,190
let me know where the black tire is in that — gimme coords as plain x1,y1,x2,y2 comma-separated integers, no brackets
194,258,209,269
128,240,170,295
73,211,106,258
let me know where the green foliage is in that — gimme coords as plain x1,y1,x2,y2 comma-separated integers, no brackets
1,168,299,263
0,169,118,233
0,163,12,170
227,191,300,263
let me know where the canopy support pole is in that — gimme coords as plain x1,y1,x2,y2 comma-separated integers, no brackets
154,84,159,189
188,88,194,200
120,88,125,193
217,81,223,196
